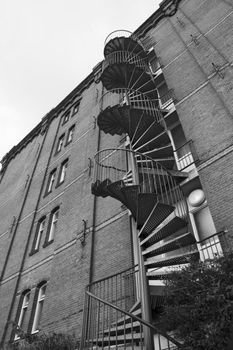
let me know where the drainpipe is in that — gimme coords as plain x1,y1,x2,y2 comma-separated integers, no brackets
88,84,103,285
0,113,62,346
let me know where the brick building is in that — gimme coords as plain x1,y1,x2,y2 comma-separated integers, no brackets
0,0,233,349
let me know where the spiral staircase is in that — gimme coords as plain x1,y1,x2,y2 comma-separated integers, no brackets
83,30,199,350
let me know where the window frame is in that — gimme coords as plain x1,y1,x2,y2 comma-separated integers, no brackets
55,133,65,154
45,168,57,195
14,290,31,340
72,101,80,116
30,216,46,255
44,206,60,246
31,282,47,334
66,124,75,145
62,110,70,125
57,159,68,186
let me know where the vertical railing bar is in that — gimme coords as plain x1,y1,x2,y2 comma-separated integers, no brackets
131,317,134,350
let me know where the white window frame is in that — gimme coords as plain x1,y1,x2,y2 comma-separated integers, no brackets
34,218,46,251
56,134,65,153
47,170,56,193
15,291,30,340
59,160,68,184
63,110,70,124
67,125,75,144
73,102,80,115
48,208,59,242
31,283,46,333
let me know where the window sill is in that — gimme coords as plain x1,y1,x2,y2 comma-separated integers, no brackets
43,239,54,248
29,248,39,256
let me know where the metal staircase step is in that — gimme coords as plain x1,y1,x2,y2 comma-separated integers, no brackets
147,268,172,280
91,179,112,198
140,145,174,159
100,320,142,337
92,332,144,346
140,212,187,246
136,193,158,228
130,116,164,149
134,130,171,153
142,232,196,257
144,250,199,268
138,202,175,237
101,63,154,95
121,185,140,219
104,36,146,58
111,308,142,327
107,180,128,206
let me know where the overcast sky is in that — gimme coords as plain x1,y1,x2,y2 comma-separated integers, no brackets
0,0,160,161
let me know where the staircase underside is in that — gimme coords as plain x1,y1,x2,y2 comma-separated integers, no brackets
101,63,157,100
104,36,147,58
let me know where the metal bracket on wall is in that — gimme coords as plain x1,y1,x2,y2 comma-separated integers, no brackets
190,34,199,46
212,63,225,79
88,158,93,176
177,17,185,27
81,219,88,246
93,116,97,129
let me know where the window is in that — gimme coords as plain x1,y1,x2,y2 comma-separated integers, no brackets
31,283,47,333
56,134,65,153
46,169,56,194
58,159,68,185
14,291,30,339
66,125,75,145
73,101,80,116
62,110,70,124
44,207,59,245
31,217,46,254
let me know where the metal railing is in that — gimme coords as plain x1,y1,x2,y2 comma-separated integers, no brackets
99,88,163,123
81,291,184,350
174,140,198,171
104,30,144,49
93,148,187,220
197,230,233,260
102,50,150,73
87,266,140,313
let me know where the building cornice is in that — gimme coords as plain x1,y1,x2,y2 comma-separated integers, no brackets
134,0,182,38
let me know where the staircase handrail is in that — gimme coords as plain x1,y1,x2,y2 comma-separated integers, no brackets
104,29,144,48
99,87,160,107
94,147,175,177
85,290,184,348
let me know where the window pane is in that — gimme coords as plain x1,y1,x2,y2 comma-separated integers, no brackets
35,219,45,250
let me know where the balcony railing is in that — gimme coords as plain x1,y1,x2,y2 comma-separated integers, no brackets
174,140,198,171
197,230,233,260
99,88,163,124
93,148,187,220
102,50,150,72
104,29,144,48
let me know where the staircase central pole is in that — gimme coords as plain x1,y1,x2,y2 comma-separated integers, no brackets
128,147,155,350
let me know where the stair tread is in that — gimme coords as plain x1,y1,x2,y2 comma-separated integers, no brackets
138,202,175,237
142,231,196,257
140,212,187,246
145,250,199,268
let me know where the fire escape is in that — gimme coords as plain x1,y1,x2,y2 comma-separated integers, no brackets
81,30,200,350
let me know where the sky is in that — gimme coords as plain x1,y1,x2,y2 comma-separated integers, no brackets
0,0,160,161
